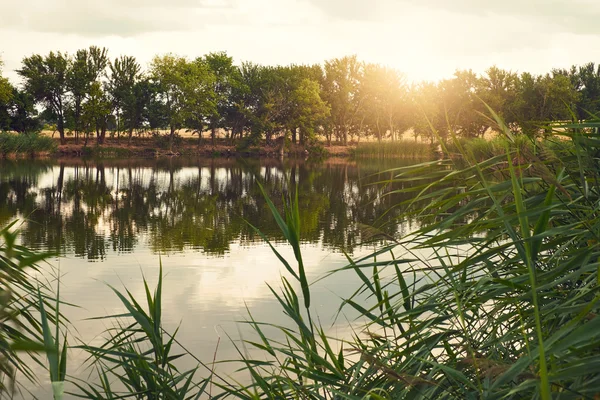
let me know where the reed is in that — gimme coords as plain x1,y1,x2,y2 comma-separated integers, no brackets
0,221,59,396
352,140,432,159
222,119,600,398
0,132,56,157
4,115,600,399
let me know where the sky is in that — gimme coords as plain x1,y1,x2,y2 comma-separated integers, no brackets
1,0,600,85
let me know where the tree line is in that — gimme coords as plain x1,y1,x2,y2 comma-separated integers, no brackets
0,47,598,147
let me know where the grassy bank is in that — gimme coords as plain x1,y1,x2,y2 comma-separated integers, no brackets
0,132,56,157
54,137,432,159
3,119,600,399
1,131,572,162
351,140,433,158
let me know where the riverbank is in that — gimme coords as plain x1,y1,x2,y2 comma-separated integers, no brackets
2,131,437,159
53,137,357,158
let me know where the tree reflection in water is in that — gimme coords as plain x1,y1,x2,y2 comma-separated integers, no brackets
0,158,429,260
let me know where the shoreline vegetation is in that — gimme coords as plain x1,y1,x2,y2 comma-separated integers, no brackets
0,130,573,162
2,47,600,163
2,45,600,398
0,130,439,159
2,118,600,399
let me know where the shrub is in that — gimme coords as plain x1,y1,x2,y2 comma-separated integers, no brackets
0,132,56,157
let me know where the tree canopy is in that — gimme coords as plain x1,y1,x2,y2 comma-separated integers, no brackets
3,48,600,146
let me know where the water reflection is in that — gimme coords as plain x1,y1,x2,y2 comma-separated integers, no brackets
1,157,434,399
0,158,424,259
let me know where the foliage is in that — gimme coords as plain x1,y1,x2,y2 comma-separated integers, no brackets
322,55,364,145
4,116,600,399
18,52,70,144
67,46,109,143
81,81,111,145
0,221,57,395
107,55,143,142
6,48,600,150
0,58,13,111
360,63,410,142
149,54,216,144
217,120,600,399
2,87,41,133
352,140,432,158
73,264,210,399
0,132,56,156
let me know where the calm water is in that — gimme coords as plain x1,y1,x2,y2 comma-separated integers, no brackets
0,157,425,398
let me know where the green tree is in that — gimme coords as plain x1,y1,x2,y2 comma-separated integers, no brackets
67,46,108,143
0,59,14,131
0,58,11,108
18,52,70,144
560,63,599,121
5,88,40,133
204,52,237,144
322,56,363,145
477,66,518,124
107,55,142,143
360,64,410,142
234,62,272,146
513,72,578,136
445,70,487,137
288,78,330,145
149,54,215,148
411,81,443,143
82,81,112,145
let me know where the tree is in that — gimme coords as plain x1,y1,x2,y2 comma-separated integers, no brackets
5,88,40,133
67,46,109,143
288,79,330,145
82,81,111,145
567,63,600,121
477,66,518,124
411,81,444,143
18,52,70,144
149,54,215,148
0,58,11,107
0,59,14,131
513,72,579,136
204,52,237,144
107,55,142,143
322,56,363,145
359,64,409,142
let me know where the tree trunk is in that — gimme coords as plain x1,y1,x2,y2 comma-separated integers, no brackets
99,125,106,145
170,125,175,151
266,131,272,145
58,118,66,145
292,128,297,144
211,126,216,146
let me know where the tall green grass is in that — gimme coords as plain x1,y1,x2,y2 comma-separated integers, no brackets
0,132,56,157
444,134,573,165
72,264,211,399
218,121,600,398
4,116,600,399
0,221,60,396
352,140,432,159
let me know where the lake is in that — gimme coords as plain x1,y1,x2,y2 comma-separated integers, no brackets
0,157,425,398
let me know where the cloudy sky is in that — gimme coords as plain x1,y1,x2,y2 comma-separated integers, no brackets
1,0,600,84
